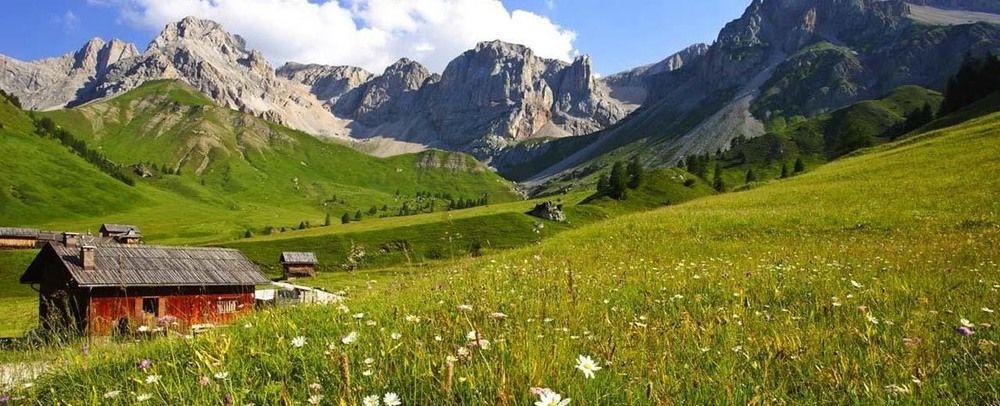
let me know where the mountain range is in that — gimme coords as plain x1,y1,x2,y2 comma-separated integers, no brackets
1,0,998,191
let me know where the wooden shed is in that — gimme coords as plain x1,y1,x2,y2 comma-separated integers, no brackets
20,236,269,335
0,227,40,249
280,252,318,278
99,224,140,238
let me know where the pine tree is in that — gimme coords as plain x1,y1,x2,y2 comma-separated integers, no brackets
941,53,1000,115
354,210,362,221
794,157,806,174
745,168,757,183
596,174,610,196
341,213,351,224
627,156,644,189
609,161,628,200
298,221,307,230
712,163,725,192
780,163,789,178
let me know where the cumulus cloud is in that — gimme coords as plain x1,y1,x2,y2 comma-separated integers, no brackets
98,0,576,73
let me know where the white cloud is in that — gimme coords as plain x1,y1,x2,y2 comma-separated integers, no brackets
100,0,576,73
58,10,81,32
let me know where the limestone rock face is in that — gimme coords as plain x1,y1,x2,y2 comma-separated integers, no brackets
0,17,350,138
282,40,634,159
95,17,350,138
522,0,1000,189
0,38,138,110
604,43,709,105
424,40,631,149
334,58,432,126
276,62,373,105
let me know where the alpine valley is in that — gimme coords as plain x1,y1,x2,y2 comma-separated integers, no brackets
0,0,998,404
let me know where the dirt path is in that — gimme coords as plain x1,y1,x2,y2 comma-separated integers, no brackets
0,361,48,390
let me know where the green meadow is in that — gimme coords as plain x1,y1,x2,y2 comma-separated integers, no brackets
6,97,997,404
1,80,522,244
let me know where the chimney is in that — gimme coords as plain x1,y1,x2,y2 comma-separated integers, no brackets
63,232,80,247
80,246,96,271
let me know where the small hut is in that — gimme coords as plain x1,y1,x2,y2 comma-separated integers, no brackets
280,252,318,278
99,224,141,238
0,227,40,249
20,233,269,335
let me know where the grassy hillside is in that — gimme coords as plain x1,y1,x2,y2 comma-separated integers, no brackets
15,91,998,403
0,80,520,243
529,85,943,196
227,168,714,274
700,85,944,189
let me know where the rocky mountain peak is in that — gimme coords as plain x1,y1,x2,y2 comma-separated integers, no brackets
381,58,432,90
151,16,247,55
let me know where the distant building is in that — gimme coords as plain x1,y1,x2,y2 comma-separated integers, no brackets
280,252,318,278
255,282,342,306
0,227,40,249
20,233,269,335
99,224,140,237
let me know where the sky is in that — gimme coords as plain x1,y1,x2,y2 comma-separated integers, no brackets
0,0,750,75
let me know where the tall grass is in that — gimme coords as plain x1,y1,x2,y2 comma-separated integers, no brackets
7,102,997,405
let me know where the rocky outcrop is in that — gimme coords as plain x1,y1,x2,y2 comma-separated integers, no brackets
527,201,566,222
0,38,138,110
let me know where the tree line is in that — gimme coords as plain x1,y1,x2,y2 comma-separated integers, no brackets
595,156,644,200
33,116,135,186
941,52,1000,116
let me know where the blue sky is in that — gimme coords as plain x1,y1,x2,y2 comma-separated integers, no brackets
0,0,750,74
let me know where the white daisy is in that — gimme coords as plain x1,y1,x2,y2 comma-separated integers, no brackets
575,355,602,379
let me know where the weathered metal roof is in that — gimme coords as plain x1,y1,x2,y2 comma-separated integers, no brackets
23,243,269,287
100,224,140,234
0,227,39,238
280,252,317,265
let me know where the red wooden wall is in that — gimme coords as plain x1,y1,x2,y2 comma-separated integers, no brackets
84,287,255,335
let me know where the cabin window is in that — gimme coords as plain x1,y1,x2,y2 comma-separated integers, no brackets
216,299,238,314
142,297,159,315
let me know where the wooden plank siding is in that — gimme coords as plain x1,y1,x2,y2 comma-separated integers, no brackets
0,237,37,249
84,286,255,335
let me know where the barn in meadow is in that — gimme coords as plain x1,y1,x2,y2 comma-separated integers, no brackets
20,233,269,335
280,251,318,278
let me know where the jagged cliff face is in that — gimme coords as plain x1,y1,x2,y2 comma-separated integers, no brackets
277,40,633,159
423,41,629,149
520,0,999,189
276,63,373,105
2,18,631,160
333,58,433,126
0,38,138,110
604,43,710,105
1,18,350,138
95,17,351,138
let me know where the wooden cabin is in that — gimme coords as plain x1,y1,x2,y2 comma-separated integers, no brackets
280,252,318,278
0,227,40,249
20,235,269,335
99,224,140,238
